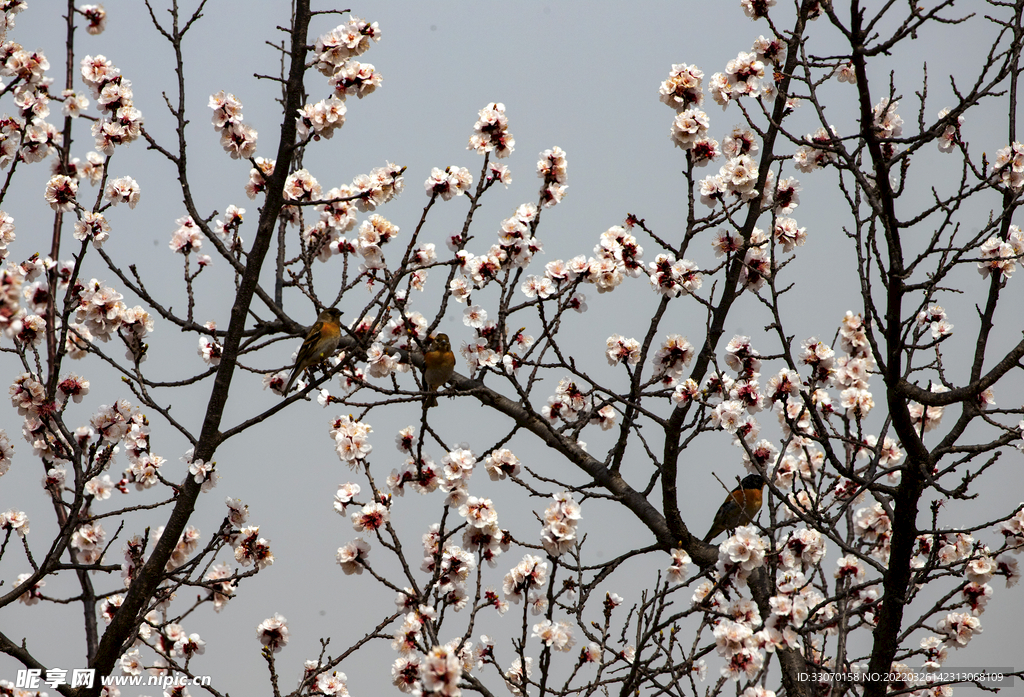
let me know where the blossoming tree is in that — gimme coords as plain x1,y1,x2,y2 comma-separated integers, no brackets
1,1,1023,697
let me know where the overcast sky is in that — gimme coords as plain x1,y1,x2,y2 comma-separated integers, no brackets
1,1,1021,695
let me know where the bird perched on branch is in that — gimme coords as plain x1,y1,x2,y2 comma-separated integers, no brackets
283,308,343,394
703,473,765,543
422,333,455,407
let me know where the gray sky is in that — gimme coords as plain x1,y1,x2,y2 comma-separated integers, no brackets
1,1,1022,695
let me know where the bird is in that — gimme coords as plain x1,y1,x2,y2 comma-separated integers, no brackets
703,473,766,543
422,333,455,407
283,308,343,394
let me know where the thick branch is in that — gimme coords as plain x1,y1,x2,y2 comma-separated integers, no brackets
84,2,312,691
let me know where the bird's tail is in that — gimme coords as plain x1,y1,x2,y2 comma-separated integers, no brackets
425,394,438,408
283,369,299,396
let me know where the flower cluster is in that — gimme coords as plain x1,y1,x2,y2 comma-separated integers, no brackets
184,447,218,492
60,88,90,119
0,429,12,477
772,217,806,253
652,334,695,383
78,4,106,34
311,17,385,101
459,495,497,530
915,305,954,340
1000,508,1024,552
120,409,167,491
695,525,824,680
670,108,710,151
0,508,29,543
976,226,1024,279
330,414,373,466
540,492,581,556
256,613,289,653
660,63,704,111
606,334,641,367
209,90,257,159
363,340,400,378
993,141,1023,191
542,377,591,424
937,612,982,648
243,157,275,199
44,175,77,212
752,35,786,67
210,205,245,250
483,448,521,481
233,524,274,570
736,227,772,290
719,526,766,579
104,175,141,208
533,619,576,652
758,569,825,655
314,16,380,71
0,209,12,255
453,202,539,287
391,630,474,696
699,153,762,207
336,536,371,575
509,223,638,305
853,503,892,562
79,463,110,496
426,530,478,607
425,166,472,201
296,96,346,140
203,528,243,611
906,383,949,434
282,168,322,204
667,548,692,583
364,164,409,211
486,161,512,188
537,146,567,207
872,98,903,159
82,54,143,154
503,656,532,696
740,0,776,20
384,522,496,693
439,447,477,507
162,523,203,571
387,451,441,498
587,225,645,292
936,108,963,153
711,616,763,680
710,48,771,106
13,571,43,605
378,310,428,354
0,35,58,165
168,214,204,256
503,553,549,611
315,17,383,100
351,501,389,533
328,59,383,101
72,211,110,248
648,253,702,297
793,126,838,172
468,102,514,157
346,209,401,272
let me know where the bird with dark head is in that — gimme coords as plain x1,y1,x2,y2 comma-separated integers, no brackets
283,308,343,395
703,473,766,543
422,333,455,407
